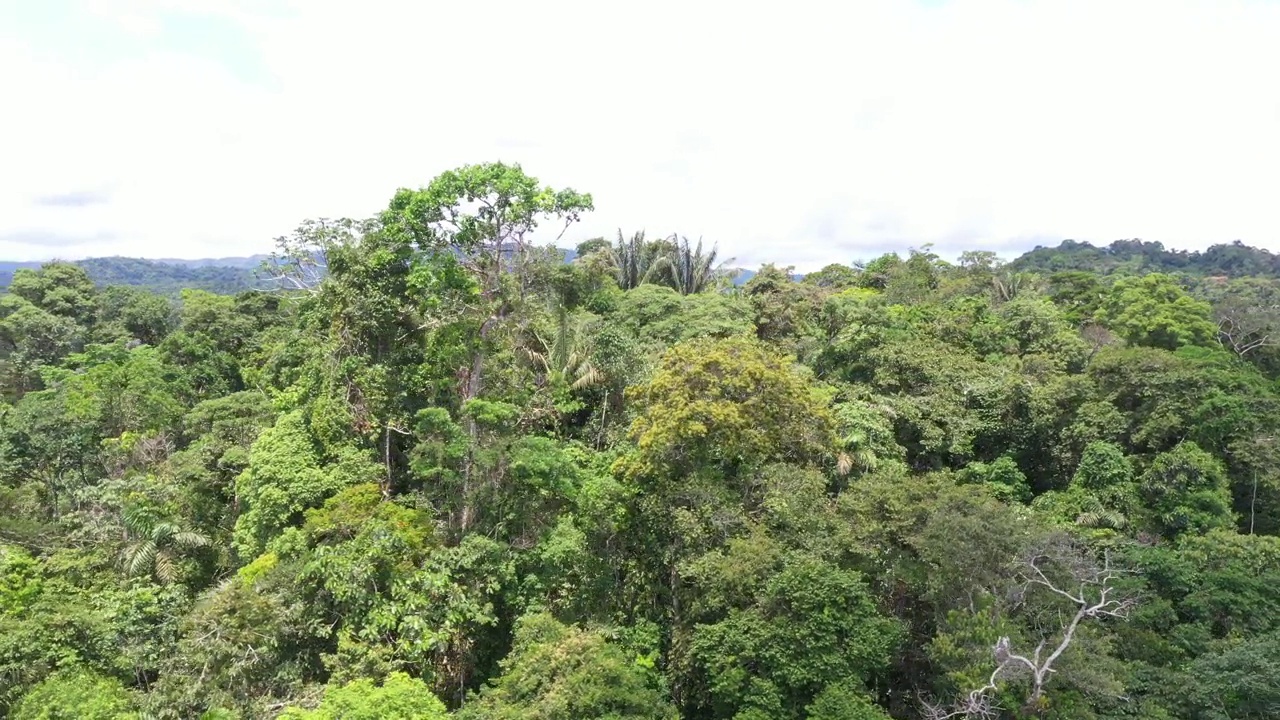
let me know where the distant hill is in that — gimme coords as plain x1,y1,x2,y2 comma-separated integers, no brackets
74,257,261,295
7,239,1277,297
152,254,271,270
1009,239,1280,277
0,256,261,296
0,260,41,286
2,247,580,296
726,268,808,286
1,248,574,295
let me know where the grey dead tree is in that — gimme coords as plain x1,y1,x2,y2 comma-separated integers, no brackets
257,217,362,295
1080,323,1119,366
1215,298,1280,358
923,535,1137,719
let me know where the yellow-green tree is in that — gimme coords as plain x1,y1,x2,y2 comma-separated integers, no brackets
278,672,448,720
621,335,835,484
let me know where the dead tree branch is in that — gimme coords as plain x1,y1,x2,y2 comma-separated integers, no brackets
926,535,1137,718
1215,298,1280,357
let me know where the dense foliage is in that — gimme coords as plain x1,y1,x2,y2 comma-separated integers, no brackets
2,162,1278,719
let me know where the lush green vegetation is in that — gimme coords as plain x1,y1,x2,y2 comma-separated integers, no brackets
2,162,1279,719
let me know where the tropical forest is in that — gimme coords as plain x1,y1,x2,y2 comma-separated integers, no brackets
2,162,1279,720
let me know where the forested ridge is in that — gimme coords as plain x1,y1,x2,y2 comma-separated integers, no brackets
7,237,1276,298
1010,239,1280,278
2,162,1279,719
0,257,262,297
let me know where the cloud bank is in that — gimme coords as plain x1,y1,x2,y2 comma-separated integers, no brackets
2,0,1278,270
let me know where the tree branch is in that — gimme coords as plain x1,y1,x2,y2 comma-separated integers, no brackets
928,538,1137,717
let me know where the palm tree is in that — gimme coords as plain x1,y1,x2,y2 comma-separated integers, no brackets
521,307,604,392
992,271,1043,303
602,230,670,291
119,507,211,584
836,427,880,476
653,235,734,295
833,399,897,477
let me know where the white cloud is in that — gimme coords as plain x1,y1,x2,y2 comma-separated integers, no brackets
2,0,1278,269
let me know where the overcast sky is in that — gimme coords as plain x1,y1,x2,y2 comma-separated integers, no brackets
2,0,1278,271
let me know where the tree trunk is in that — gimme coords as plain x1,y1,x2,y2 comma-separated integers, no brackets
459,313,499,533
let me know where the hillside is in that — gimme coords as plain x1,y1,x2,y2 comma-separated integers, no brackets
1010,238,1280,277
11,238,1275,299
153,254,271,269
0,256,260,295
72,257,261,295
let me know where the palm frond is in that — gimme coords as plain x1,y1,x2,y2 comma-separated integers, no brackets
647,255,674,288
521,345,551,374
570,362,605,391
121,505,154,537
174,531,211,549
126,541,158,577
612,229,656,290
836,452,854,476
1075,508,1128,530
154,551,177,584
659,235,732,294
118,506,209,584
151,522,176,546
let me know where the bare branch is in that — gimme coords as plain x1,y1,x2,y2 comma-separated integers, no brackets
256,216,364,295
928,535,1137,717
1215,299,1280,357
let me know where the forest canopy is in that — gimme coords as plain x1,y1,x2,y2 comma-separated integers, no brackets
2,162,1279,719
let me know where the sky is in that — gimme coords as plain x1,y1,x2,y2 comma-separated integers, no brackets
2,0,1279,271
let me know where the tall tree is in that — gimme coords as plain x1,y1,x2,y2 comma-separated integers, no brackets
382,163,592,530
